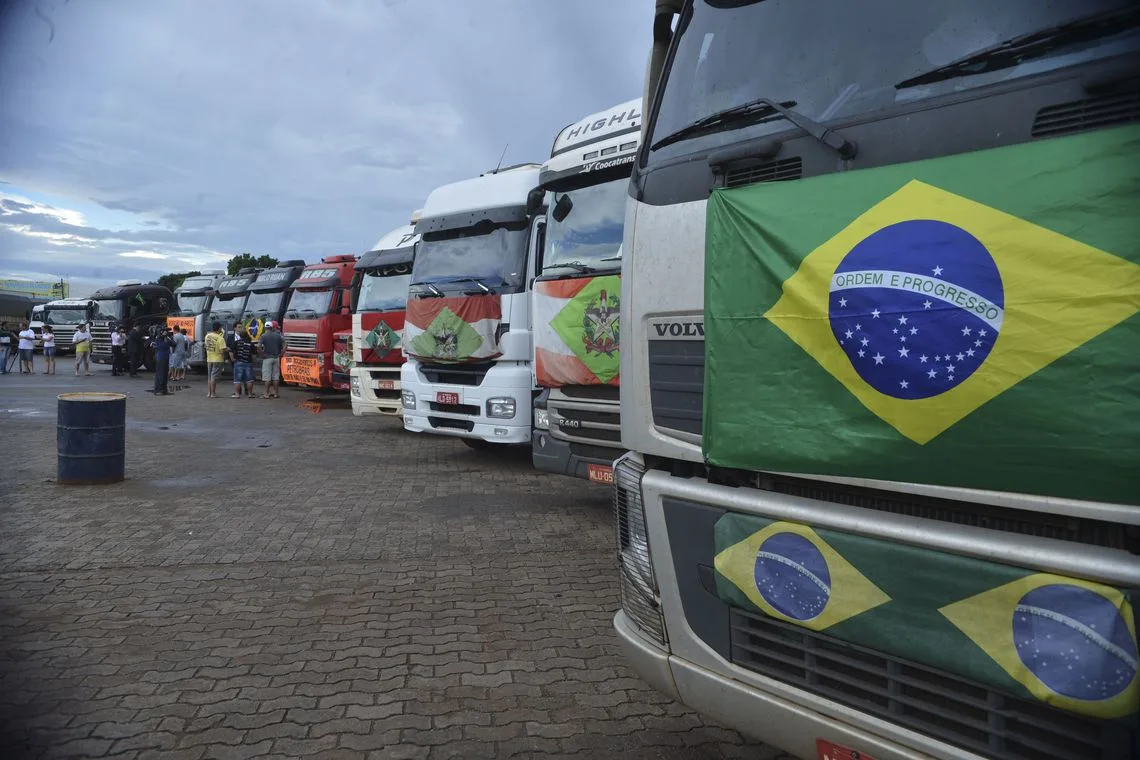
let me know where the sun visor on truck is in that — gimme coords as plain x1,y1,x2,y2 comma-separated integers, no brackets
249,270,300,291
357,246,414,271
414,204,528,236
214,276,256,294
289,268,341,290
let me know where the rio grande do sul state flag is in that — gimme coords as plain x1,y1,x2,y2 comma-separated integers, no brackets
703,125,1140,505
403,294,502,364
534,275,620,387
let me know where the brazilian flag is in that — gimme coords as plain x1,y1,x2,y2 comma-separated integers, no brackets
714,513,1138,721
704,125,1140,505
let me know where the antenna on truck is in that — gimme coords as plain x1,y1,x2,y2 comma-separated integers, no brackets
493,143,510,174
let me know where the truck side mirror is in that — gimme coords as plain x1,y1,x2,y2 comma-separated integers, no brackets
526,188,545,216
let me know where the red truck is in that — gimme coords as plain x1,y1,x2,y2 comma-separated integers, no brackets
281,254,356,389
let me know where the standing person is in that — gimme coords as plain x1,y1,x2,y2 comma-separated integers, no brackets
204,321,226,399
152,328,173,395
110,326,126,376
0,322,13,374
41,324,56,375
17,322,35,374
170,326,188,383
72,323,93,376
258,321,285,398
228,325,256,398
126,325,143,377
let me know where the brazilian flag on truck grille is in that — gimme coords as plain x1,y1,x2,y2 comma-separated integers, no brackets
703,125,1140,505
714,513,1139,721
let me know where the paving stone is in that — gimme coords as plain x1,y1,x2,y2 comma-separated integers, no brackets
0,373,775,759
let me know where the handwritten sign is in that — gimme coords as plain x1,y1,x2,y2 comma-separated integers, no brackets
167,316,196,340
282,355,321,386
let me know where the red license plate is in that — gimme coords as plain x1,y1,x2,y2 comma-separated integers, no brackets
436,391,460,405
375,379,395,390
586,464,614,485
817,739,876,760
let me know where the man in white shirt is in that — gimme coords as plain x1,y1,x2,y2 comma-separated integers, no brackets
110,327,126,376
17,322,36,374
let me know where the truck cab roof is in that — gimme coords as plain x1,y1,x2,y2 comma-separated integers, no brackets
44,298,97,308
249,260,307,292
416,164,542,235
213,274,258,296
358,224,419,270
542,98,642,187
290,256,357,290
88,282,171,300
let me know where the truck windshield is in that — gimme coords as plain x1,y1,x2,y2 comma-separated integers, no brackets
543,179,626,274
243,290,285,318
357,268,411,312
411,221,529,295
174,294,208,315
92,299,123,320
206,294,246,325
44,308,90,325
650,0,1140,159
286,289,333,317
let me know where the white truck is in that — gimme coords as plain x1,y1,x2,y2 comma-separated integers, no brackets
614,2,1140,760
33,298,98,354
349,216,420,417
168,272,224,369
400,163,545,448
531,98,641,484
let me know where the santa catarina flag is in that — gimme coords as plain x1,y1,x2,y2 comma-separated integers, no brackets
534,275,621,387
403,294,501,364
704,125,1140,505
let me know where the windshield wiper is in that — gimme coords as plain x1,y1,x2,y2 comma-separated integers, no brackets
652,98,856,159
412,282,445,298
896,7,1140,89
458,277,493,294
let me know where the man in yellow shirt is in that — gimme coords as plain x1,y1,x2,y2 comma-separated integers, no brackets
204,321,227,399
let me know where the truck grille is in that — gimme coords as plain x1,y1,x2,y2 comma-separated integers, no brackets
647,339,704,435
89,323,113,357
549,387,621,447
284,332,317,350
729,608,1133,760
1032,89,1140,139
421,362,492,386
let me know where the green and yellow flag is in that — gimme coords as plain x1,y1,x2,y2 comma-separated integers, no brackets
704,125,1140,504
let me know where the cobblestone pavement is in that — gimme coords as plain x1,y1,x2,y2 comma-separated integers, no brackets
0,368,781,759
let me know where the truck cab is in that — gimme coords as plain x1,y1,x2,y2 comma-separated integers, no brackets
400,164,545,448
239,260,306,341
38,298,99,355
88,281,173,369
281,255,356,389
615,3,1140,760
168,272,224,368
348,218,420,416
204,270,259,346
531,98,641,484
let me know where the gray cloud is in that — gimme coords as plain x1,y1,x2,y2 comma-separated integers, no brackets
0,0,647,294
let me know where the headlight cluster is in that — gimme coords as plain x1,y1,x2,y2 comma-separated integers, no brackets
350,375,361,397
401,390,416,410
533,408,549,430
486,397,516,419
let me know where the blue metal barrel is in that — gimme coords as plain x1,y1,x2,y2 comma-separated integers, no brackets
57,392,126,485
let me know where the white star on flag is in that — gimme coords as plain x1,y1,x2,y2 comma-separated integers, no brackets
933,266,943,276
898,347,909,357
966,348,975,357
979,329,987,337
839,297,848,307
892,328,898,334
873,353,884,365
900,380,909,389
898,315,908,325
845,330,853,339
923,300,932,309
871,309,880,318
927,369,937,378
855,323,862,331
919,355,928,363
975,339,983,347
947,364,956,373
909,327,918,335
900,336,907,343
857,350,865,358
956,353,964,361
962,326,972,336
860,337,869,347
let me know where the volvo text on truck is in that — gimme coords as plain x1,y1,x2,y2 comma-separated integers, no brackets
348,218,420,416
89,280,173,370
36,298,99,355
167,272,224,369
531,98,641,484
400,163,545,448
281,255,356,389
614,3,1140,760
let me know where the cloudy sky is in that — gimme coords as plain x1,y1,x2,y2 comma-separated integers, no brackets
0,0,647,297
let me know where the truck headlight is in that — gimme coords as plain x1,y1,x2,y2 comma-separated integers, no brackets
533,408,549,430
401,390,416,410
486,397,516,419
350,375,361,397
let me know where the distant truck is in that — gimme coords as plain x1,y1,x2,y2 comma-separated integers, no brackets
531,97,641,484
168,272,225,369
88,280,173,370
400,163,544,448
281,255,356,389
348,217,420,416
34,298,99,355
204,270,260,344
